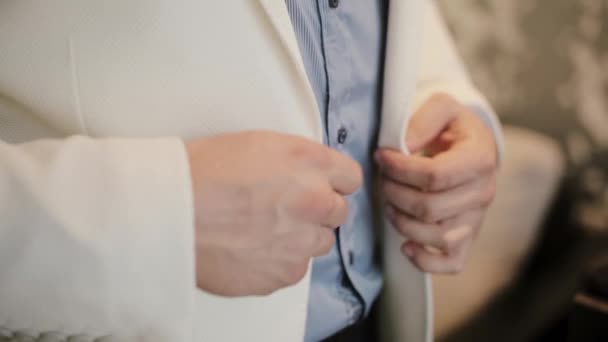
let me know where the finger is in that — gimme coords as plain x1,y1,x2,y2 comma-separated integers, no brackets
312,228,337,257
281,261,311,287
321,193,349,229
375,143,495,192
317,147,362,196
300,143,362,195
382,176,496,222
405,93,460,154
322,148,363,195
286,182,349,228
386,206,473,253
402,239,471,274
285,225,336,259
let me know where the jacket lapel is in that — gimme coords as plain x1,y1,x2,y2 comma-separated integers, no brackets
378,1,433,342
256,0,322,140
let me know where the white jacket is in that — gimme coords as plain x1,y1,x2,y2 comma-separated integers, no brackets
0,1,502,341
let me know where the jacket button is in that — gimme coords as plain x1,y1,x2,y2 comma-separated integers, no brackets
337,127,348,144
329,0,339,9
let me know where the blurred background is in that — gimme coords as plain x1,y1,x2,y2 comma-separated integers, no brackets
431,0,608,341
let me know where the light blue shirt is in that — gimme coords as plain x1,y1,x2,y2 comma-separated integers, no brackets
284,2,501,341
284,1,388,340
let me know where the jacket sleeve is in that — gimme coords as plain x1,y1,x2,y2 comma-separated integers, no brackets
0,101,196,341
412,0,505,161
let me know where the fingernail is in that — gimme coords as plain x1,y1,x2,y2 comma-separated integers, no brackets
444,225,473,243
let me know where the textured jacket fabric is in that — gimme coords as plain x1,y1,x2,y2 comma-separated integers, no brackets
0,1,502,341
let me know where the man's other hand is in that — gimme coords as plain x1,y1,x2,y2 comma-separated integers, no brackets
375,93,498,274
187,131,362,296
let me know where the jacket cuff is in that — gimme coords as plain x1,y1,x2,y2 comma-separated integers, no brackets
0,136,195,340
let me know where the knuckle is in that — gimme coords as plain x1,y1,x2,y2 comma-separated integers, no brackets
384,155,401,173
426,165,446,191
411,201,429,222
438,217,456,230
382,180,394,196
288,141,311,160
292,142,330,169
299,187,336,222
315,149,332,170
391,214,409,236
448,260,465,275
304,228,322,252
317,193,338,221
412,196,436,223
382,181,401,203
318,231,336,255
394,213,408,230
281,229,316,258
482,183,497,207
439,231,459,252
283,262,309,285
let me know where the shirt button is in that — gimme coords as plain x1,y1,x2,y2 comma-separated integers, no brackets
348,250,355,265
337,127,348,144
329,0,339,9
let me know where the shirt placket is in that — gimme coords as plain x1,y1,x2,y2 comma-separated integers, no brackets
317,0,364,325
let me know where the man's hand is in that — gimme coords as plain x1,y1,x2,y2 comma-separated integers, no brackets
375,93,498,274
187,131,362,296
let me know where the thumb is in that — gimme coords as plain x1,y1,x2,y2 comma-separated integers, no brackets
406,94,459,153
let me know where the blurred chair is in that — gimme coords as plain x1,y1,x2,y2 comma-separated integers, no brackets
433,126,565,338
432,0,608,340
